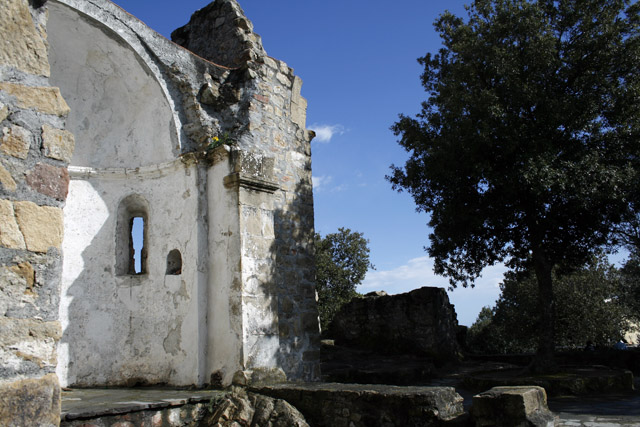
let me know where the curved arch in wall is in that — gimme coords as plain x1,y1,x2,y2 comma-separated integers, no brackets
47,0,180,169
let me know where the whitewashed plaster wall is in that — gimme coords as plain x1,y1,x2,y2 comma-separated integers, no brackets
207,148,243,385
45,0,320,387
47,1,205,387
59,164,202,386
47,1,178,168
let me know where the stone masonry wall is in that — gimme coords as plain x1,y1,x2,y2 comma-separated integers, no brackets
173,0,320,381
0,0,76,424
328,287,461,363
0,0,320,401
171,0,265,69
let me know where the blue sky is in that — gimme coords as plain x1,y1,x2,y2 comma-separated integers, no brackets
112,0,505,326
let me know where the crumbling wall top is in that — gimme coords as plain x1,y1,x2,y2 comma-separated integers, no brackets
171,0,266,68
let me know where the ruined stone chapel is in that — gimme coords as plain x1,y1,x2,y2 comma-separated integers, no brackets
0,0,320,421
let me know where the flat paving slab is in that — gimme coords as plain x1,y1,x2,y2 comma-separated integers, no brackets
550,392,640,426
61,388,223,421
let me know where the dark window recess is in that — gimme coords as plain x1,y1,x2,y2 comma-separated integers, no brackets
166,249,182,275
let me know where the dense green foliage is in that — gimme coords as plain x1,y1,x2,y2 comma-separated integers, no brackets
315,228,374,331
467,258,634,353
616,214,640,319
467,306,498,352
620,254,640,321
389,0,640,367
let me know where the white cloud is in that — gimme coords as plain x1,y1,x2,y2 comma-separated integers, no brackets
310,124,344,143
361,256,441,292
312,175,332,190
360,256,506,326
312,175,348,193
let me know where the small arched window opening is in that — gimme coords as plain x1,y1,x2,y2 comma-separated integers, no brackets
116,194,149,276
131,217,145,274
166,249,182,275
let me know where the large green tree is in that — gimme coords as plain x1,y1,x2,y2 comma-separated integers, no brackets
469,258,631,354
315,228,374,331
389,0,640,370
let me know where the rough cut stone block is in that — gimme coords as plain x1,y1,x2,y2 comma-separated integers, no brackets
291,96,308,129
252,383,465,427
470,386,555,427
0,374,60,427
0,102,8,122
42,124,75,162
0,262,37,317
207,389,308,427
1,124,31,159
26,162,70,200
0,163,17,192
276,72,291,87
0,317,62,369
0,0,50,77
0,199,26,249
263,56,278,70
9,261,35,288
0,83,70,116
13,200,63,253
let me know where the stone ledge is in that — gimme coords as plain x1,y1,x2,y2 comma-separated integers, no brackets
250,382,465,427
61,388,224,421
224,172,279,193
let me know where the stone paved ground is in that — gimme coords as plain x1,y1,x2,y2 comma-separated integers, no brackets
432,362,640,427
550,391,640,426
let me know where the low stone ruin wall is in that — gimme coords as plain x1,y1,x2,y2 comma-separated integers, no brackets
251,383,465,427
328,286,461,362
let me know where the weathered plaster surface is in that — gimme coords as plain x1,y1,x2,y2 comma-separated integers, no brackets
47,2,178,168
58,162,201,386
207,147,244,385
44,0,319,389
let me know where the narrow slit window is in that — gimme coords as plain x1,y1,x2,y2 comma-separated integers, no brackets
116,194,149,276
131,217,145,274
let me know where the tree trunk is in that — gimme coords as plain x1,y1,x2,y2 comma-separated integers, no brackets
532,249,558,373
